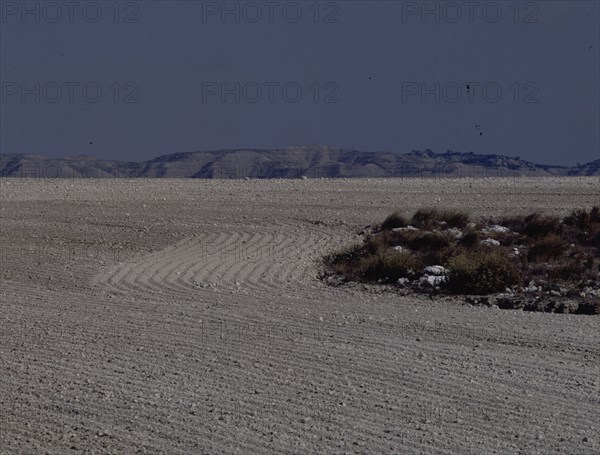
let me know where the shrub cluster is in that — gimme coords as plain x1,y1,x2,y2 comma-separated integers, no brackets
325,207,600,298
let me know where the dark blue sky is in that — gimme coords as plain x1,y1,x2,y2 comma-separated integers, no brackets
1,0,599,165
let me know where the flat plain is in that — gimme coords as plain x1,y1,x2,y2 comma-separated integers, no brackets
1,177,599,454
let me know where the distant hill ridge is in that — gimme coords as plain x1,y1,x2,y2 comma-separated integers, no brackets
1,146,598,178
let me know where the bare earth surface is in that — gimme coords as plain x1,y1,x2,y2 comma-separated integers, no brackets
1,177,599,454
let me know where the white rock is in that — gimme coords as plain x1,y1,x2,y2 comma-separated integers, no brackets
480,238,500,246
446,227,463,239
392,225,418,233
525,281,539,292
392,246,404,252
484,225,511,234
419,275,447,287
424,265,447,276
397,278,410,287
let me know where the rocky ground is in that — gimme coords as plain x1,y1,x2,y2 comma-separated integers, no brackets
1,177,599,454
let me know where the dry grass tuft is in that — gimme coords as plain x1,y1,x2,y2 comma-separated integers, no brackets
527,234,567,262
410,208,469,230
447,252,521,295
380,211,407,231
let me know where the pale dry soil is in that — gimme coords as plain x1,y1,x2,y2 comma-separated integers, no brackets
0,177,599,454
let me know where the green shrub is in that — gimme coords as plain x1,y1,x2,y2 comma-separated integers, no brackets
447,252,521,294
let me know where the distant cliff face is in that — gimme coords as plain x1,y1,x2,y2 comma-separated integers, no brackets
1,147,598,179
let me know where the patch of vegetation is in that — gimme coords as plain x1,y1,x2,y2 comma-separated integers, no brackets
563,207,600,247
458,230,481,248
527,234,567,262
446,252,521,294
380,211,407,231
325,241,421,284
393,230,453,251
359,252,423,283
410,208,470,230
500,213,558,237
323,207,600,314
